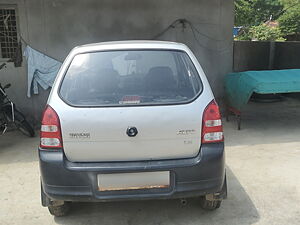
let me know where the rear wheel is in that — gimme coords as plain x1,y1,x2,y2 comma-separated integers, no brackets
200,197,222,210
48,203,70,217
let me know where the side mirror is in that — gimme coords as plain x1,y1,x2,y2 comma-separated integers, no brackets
3,83,11,89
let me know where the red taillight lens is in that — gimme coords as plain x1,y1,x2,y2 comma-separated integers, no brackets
40,105,63,149
201,100,224,144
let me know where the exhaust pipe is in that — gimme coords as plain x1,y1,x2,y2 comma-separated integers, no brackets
180,198,187,206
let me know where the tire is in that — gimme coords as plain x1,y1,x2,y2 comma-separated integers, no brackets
48,203,70,217
13,110,35,137
200,197,222,211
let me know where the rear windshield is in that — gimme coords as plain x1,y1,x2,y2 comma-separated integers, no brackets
60,50,202,106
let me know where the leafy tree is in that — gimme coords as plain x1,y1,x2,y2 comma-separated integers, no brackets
235,0,300,40
235,0,283,26
278,0,300,37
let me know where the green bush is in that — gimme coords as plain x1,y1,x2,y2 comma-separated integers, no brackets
236,24,286,41
249,24,286,41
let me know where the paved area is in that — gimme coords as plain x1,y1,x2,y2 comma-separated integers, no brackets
1,96,300,225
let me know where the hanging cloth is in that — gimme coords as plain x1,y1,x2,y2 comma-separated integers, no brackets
24,46,62,97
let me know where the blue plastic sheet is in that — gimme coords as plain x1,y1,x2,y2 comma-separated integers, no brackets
225,69,300,110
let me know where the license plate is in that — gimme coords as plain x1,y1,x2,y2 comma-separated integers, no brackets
98,171,170,191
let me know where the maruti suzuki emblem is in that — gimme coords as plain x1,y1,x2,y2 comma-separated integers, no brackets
126,127,138,137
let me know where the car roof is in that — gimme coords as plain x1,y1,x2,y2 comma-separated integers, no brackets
72,40,189,54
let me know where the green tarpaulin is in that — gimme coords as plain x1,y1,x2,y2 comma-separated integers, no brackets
225,69,300,111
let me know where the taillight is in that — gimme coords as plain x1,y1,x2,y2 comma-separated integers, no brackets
201,100,224,144
40,105,63,149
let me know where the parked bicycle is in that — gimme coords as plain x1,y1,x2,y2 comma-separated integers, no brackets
0,63,35,137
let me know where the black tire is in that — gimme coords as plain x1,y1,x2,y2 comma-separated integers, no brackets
200,197,222,211
13,110,35,137
48,203,70,217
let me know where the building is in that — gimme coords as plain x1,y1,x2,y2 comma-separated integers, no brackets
0,0,234,124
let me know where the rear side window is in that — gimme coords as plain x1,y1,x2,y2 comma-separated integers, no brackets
60,50,202,106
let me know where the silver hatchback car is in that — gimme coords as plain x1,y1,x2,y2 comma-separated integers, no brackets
39,41,226,216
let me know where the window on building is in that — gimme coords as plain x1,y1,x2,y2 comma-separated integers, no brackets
0,6,18,59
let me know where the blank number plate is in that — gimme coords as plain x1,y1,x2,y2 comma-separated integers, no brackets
98,171,170,191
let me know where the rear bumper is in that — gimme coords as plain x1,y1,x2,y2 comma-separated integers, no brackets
39,143,225,202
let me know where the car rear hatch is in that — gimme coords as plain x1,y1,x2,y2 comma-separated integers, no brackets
55,49,206,162
57,103,204,162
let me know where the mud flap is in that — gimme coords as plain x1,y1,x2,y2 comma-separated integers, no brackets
206,173,227,201
41,183,64,207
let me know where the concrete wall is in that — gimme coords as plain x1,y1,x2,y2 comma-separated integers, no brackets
234,41,300,72
234,41,271,72
273,42,300,70
0,0,234,125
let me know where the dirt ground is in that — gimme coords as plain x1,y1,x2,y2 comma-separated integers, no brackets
0,96,300,225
